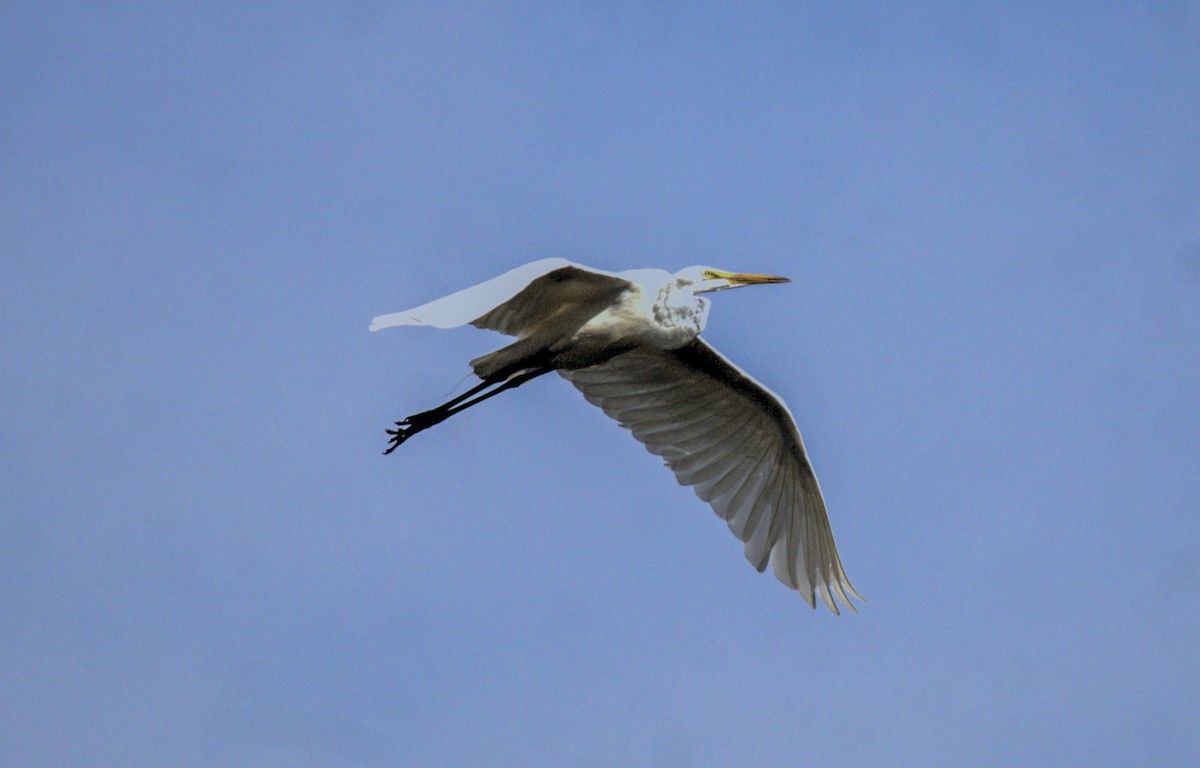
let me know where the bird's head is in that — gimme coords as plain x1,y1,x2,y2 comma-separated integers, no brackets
677,266,791,294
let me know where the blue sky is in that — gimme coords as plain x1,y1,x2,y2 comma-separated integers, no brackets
3,2,1198,765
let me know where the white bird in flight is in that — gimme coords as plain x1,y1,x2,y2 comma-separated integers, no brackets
370,258,861,613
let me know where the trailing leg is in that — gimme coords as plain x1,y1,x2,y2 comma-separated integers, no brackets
383,366,553,454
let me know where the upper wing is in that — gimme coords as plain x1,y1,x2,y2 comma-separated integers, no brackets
469,264,630,337
560,339,861,613
370,259,632,341
369,258,576,332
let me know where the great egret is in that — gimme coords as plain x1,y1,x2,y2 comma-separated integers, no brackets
371,258,861,613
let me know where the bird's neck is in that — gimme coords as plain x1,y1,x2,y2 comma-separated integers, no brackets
648,281,709,347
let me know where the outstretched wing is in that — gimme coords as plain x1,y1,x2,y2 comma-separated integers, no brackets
369,259,631,338
369,258,574,332
469,264,630,337
560,339,861,613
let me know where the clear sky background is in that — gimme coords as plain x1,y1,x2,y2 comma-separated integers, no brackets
3,3,1198,766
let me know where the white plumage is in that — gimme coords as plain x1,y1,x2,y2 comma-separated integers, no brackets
371,259,861,613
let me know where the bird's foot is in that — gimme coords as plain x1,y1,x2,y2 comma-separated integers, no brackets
382,410,444,454
383,421,416,455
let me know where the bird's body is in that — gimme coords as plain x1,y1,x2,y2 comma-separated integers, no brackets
372,261,710,371
371,258,862,613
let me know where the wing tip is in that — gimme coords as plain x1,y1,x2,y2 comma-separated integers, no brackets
369,313,423,331
813,575,865,615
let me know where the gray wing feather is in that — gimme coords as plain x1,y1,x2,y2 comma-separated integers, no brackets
560,339,861,613
370,258,573,331
470,265,631,338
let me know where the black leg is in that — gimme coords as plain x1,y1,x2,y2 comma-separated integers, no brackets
383,366,552,454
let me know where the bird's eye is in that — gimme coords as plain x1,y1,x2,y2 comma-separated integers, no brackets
702,270,719,280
